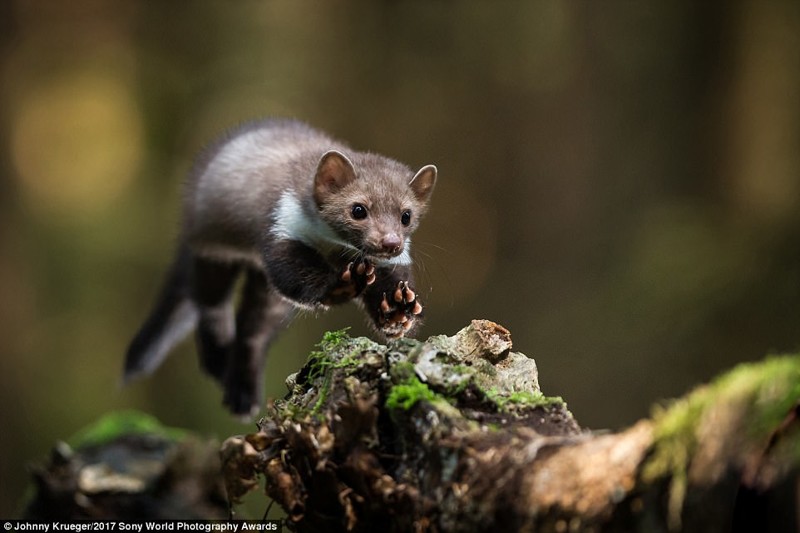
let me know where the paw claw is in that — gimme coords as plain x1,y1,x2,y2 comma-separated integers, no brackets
341,263,353,282
405,287,416,302
335,259,375,300
379,281,423,338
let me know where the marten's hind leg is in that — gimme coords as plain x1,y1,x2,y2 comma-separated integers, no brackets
191,257,241,381
223,267,294,417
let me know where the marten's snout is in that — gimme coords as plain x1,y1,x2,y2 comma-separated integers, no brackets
381,233,403,255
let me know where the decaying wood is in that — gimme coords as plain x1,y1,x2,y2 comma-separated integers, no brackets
222,320,800,532
26,431,228,520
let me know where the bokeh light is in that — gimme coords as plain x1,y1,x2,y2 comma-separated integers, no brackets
11,71,143,217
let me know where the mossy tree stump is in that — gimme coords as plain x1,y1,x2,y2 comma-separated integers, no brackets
222,321,800,532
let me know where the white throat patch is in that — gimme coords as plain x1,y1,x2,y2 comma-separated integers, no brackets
271,192,412,266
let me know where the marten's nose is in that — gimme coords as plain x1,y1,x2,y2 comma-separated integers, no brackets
381,234,403,254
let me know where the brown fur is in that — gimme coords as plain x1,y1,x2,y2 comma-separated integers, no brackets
125,119,438,416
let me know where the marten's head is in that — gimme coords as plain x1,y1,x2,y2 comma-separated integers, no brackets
313,150,436,263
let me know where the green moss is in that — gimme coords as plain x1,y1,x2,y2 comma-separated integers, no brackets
312,371,333,416
333,339,379,370
450,364,469,373
294,328,354,417
484,388,564,411
319,327,351,349
712,354,800,438
643,354,800,529
447,378,472,397
646,354,800,480
304,328,353,381
390,361,417,382
69,410,186,448
301,329,389,418
386,376,439,411
305,351,332,384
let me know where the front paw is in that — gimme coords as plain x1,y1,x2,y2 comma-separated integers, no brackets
378,281,423,338
325,258,376,304
341,258,376,291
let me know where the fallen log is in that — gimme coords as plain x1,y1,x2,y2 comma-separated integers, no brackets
221,320,800,532
25,321,800,531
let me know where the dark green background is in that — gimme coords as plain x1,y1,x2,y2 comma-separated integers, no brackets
1,1,798,518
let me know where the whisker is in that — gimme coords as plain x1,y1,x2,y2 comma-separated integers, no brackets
411,240,454,308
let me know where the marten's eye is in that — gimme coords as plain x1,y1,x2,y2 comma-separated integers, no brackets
351,203,368,220
401,210,412,226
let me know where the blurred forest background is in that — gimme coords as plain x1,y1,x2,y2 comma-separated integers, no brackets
1,0,799,518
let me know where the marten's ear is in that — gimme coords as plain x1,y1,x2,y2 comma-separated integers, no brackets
409,165,437,203
314,150,357,206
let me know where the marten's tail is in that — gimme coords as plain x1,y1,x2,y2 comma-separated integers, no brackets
123,246,198,383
